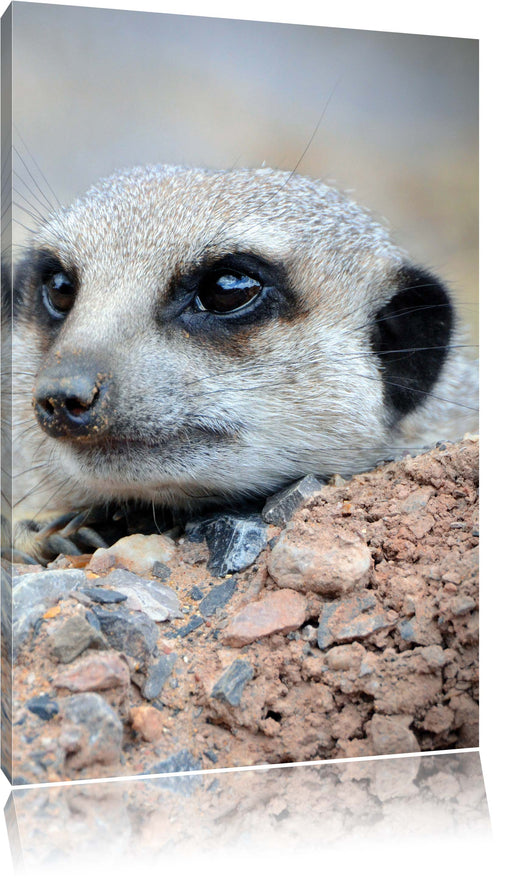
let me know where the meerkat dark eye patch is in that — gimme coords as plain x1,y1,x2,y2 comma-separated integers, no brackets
370,266,454,420
160,251,299,333
10,249,79,329
195,270,262,314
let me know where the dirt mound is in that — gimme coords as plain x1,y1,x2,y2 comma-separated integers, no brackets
6,436,478,784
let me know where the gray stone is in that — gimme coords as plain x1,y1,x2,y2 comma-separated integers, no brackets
318,593,394,650
262,475,324,526
93,569,182,621
80,586,127,604
26,694,59,721
142,654,178,700
199,577,238,617
92,606,158,664
177,614,204,638
51,614,108,662
145,749,202,792
211,658,254,706
11,569,89,657
152,561,172,581
184,516,216,543
59,692,123,769
205,515,269,577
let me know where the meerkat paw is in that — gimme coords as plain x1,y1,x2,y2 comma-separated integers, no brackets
2,510,109,565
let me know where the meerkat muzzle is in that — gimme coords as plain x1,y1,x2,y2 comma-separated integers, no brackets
33,356,111,441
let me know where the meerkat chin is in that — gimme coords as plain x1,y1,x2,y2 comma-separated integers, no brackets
4,165,478,558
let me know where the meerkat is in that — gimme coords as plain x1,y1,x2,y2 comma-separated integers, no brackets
2,165,478,562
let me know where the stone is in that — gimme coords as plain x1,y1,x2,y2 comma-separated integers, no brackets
51,614,108,663
222,589,308,647
317,593,394,649
53,651,130,692
199,577,239,617
87,533,178,577
418,645,447,670
447,595,477,616
204,515,269,577
261,475,324,526
325,643,365,671
211,658,254,706
184,516,216,543
268,525,372,596
421,704,455,734
130,705,163,742
301,624,318,643
141,654,177,700
11,569,89,657
92,569,182,622
59,692,123,769
145,749,202,793
151,561,171,581
397,487,433,513
367,714,420,755
398,599,442,646
26,694,59,721
80,586,128,604
177,615,204,638
92,606,158,664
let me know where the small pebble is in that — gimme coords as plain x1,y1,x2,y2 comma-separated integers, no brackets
53,651,130,692
52,614,108,663
131,705,163,742
59,693,123,769
142,654,177,700
26,695,59,721
203,749,218,763
199,577,238,617
145,750,202,793
92,606,159,664
211,658,254,706
205,515,269,577
261,474,324,526
177,615,204,638
92,569,182,622
152,561,171,581
87,533,178,577
80,586,128,604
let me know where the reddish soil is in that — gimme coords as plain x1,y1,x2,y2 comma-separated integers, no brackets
7,436,478,784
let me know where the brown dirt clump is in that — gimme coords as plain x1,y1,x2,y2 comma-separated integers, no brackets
7,436,478,784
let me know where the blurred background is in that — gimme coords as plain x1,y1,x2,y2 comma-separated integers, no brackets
8,2,478,337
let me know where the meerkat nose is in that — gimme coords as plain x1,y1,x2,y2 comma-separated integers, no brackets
33,356,111,440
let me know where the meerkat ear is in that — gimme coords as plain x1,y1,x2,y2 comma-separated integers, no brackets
370,265,454,421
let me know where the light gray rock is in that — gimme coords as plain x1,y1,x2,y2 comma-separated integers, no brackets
59,692,123,769
93,569,182,622
51,614,108,663
11,569,89,658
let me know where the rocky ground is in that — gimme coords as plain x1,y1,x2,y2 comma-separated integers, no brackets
3,436,478,785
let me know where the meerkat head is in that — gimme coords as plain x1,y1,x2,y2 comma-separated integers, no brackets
12,165,455,511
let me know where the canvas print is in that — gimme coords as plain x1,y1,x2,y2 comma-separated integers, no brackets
1,2,478,786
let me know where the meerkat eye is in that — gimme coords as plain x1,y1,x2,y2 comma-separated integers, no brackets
41,271,76,319
195,271,262,314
